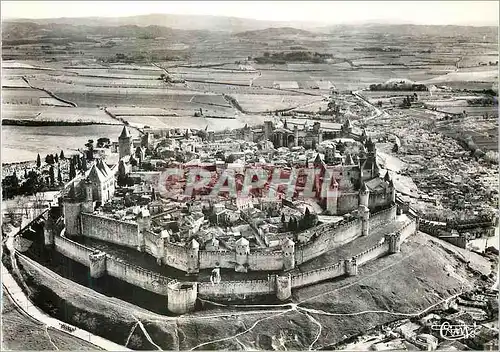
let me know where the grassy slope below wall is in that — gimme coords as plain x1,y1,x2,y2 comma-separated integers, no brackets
2,288,102,350
13,232,493,350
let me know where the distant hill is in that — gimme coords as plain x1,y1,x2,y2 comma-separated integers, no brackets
3,14,322,33
317,23,498,41
1,21,214,43
235,27,319,38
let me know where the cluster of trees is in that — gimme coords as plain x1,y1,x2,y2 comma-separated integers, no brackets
354,47,402,52
467,96,497,106
400,93,419,108
36,150,65,168
2,168,57,199
369,83,428,91
158,73,172,83
281,208,318,232
255,51,333,64
102,53,146,64
3,150,70,199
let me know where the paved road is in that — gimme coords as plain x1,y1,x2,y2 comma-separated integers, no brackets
1,262,130,351
2,208,131,351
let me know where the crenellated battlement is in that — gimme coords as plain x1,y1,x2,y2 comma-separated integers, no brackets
82,212,137,226
52,213,416,313
66,204,399,275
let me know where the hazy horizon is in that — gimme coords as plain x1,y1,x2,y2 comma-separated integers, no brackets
2,1,499,27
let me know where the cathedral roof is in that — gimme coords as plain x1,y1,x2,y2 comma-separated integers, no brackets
97,158,112,176
119,126,131,139
88,164,106,183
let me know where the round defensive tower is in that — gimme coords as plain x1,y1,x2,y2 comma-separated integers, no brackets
167,281,198,314
276,274,292,301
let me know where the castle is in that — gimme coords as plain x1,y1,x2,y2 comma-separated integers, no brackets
48,122,416,315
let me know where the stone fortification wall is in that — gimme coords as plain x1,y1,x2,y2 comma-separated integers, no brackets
399,220,417,243
106,256,172,295
144,230,160,258
198,279,273,299
54,234,93,265
291,261,345,288
295,218,362,265
80,206,397,274
168,282,197,314
369,190,393,209
248,251,284,271
164,242,190,271
337,192,359,214
353,240,390,266
63,202,82,236
199,250,235,269
54,228,172,295
51,215,416,313
419,219,447,236
81,213,139,249
369,206,397,229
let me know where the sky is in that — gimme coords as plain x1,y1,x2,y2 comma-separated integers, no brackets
1,1,499,26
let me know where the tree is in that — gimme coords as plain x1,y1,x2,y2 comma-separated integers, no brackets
49,166,55,186
45,154,54,165
36,154,41,168
54,153,59,163
2,172,20,199
60,150,65,160
81,156,87,171
85,140,94,161
97,137,111,148
69,160,76,180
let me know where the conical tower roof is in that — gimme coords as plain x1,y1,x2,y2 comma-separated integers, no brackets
119,126,131,139
68,182,77,199
187,238,199,249
97,158,112,176
366,137,375,152
235,236,249,246
282,237,295,246
345,153,354,165
344,118,352,129
384,170,391,182
314,153,323,164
